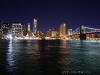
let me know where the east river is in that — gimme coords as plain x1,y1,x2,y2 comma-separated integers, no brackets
0,40,100,75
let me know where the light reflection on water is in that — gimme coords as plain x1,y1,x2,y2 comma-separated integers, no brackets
0,40,100,75
6,40,14,72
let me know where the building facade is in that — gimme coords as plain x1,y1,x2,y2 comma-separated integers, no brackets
46,28,59,38
68,29,72,35
33,19,37,34
59,23,66,37
51,28,59,37
12,22,23,37
0,21,11,35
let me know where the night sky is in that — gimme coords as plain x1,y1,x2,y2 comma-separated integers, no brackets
0,0,100,33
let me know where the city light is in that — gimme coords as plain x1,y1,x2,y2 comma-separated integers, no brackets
0,21,100,40
8,34,12,40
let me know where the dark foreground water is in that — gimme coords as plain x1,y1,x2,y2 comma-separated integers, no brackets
0,40,100,75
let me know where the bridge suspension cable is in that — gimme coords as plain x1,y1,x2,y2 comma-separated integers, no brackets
72,27,80,34
84,26,100,30
72,26,100,34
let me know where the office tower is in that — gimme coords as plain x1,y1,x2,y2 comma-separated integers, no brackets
59,23,66,36
28,23,30,31
33,19,37,34
12,22,23,37
68,29,72,35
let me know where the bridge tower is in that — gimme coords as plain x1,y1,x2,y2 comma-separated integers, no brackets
80,25,86,40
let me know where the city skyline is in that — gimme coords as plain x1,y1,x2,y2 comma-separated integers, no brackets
0,0,100,33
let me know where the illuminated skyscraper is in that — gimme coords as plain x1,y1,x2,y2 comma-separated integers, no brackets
28,23,30,31
33,19,37,34
59,23,66,36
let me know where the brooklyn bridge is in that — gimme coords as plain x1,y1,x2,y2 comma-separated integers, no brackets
68,25,100,40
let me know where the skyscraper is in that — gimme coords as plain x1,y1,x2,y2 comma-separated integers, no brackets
28,23,30,31
59,23,66,37
33,19,37,34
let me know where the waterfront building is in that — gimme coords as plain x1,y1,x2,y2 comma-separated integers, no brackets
0,21,11,35
46,30,51,37
33,19,37,34
51,28,59,37
35,30,44,38
12,22,23,37
68,29,72,35
45,28,59,38
22,25,27,36
59,23,66,37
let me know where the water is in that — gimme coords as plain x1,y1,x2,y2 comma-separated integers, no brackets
0,40,100,75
